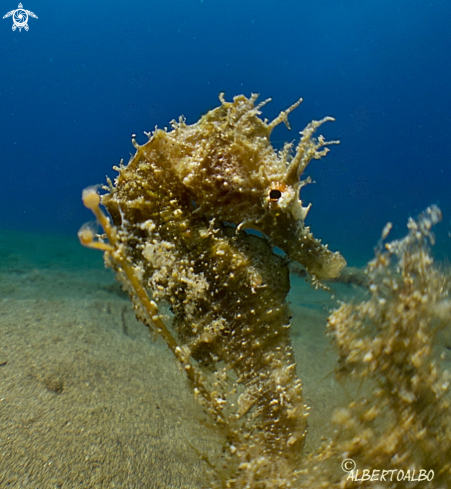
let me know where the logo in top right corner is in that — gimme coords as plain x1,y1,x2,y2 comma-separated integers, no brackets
3,3,38,32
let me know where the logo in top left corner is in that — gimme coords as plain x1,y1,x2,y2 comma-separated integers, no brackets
3,3,38,32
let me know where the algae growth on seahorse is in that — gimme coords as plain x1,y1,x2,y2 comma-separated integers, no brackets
79,93,346,488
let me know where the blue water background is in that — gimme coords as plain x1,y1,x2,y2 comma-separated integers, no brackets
1,0,450,266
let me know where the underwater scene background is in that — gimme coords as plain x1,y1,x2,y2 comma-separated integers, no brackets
1,0,451,260
1,0,451,487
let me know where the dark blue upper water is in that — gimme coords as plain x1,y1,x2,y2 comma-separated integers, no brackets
1,0,450,265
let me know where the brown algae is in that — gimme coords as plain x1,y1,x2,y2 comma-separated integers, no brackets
79,94,451,488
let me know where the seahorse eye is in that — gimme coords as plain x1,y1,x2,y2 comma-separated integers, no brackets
269,189,282,201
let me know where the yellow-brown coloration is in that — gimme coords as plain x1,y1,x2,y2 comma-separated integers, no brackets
104,93,345,281
321,205,451,488
80,93,344,487
79,94,451,488
297,206,451,488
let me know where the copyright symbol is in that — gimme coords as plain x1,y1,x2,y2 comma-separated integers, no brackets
342,458,356,472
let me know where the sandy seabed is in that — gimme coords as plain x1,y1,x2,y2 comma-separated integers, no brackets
0,229,357,488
